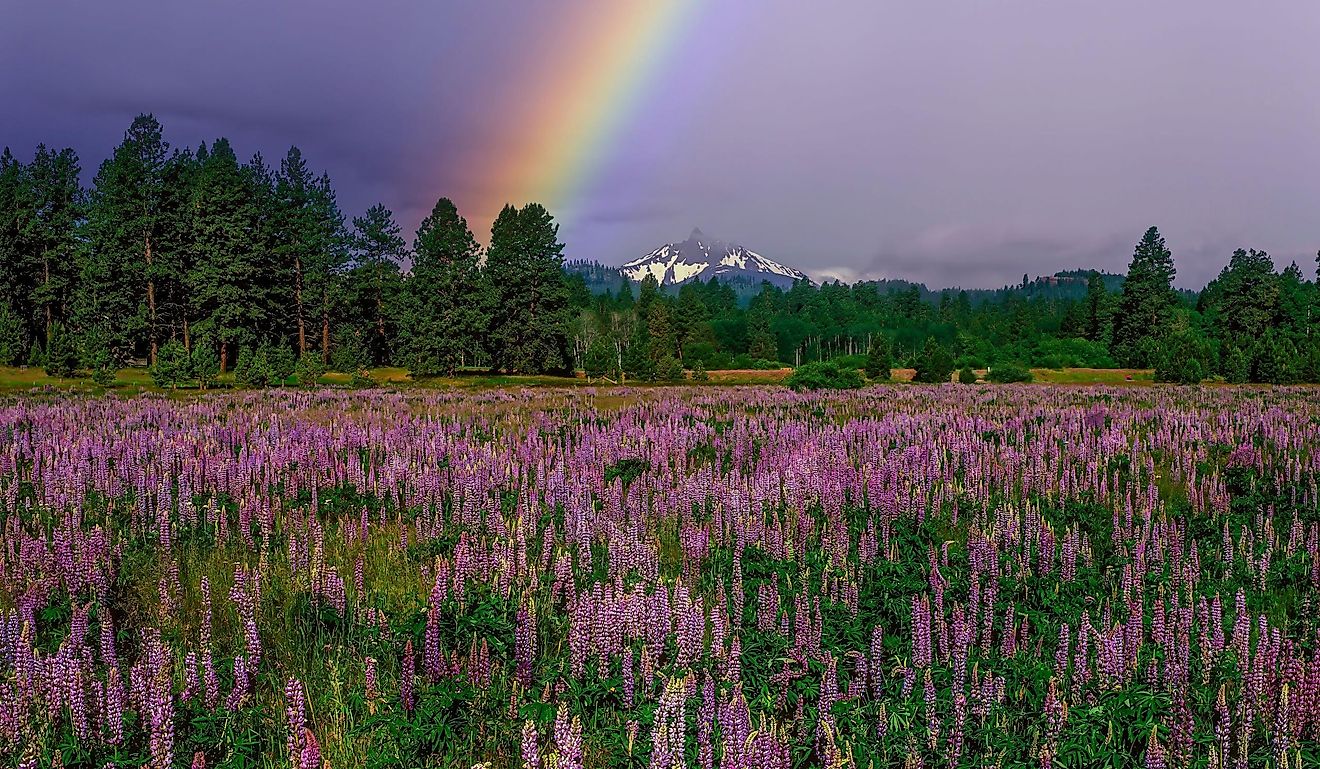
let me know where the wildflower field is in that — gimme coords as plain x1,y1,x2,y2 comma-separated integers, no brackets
2,385,1320,769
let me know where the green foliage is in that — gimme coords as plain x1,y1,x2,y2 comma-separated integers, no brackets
43,322,79,377
190,342,220,389
0,302,25,366
330,325,370,375
484,203,573,374
957,366,978,384
784,359,864,391
1111,227,1179,367
233,346,270,388
150,338,190,389
1154,333,1209,384
265,345,296,386
913,338,954,383
691,360,709,381
1223,346,1250,384
295,351,326,388
987,361,1033,383
583,335,618,379
656,355,685,382
26,341,44,368
405,198,486,377
864,334,892,380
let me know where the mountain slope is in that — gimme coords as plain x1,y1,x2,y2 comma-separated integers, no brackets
620,228,810,287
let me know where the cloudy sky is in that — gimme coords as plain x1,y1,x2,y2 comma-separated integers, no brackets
2,0,1317,288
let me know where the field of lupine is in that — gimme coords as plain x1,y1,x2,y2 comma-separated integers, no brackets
2,385,1320,769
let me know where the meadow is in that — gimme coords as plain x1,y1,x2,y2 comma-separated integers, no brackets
1,383,1318,768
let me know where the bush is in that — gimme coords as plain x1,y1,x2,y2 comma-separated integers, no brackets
913,339,954,384
234,347,270,389
191,343,220,390
784,360,865,391
987,361,1033,383
44,322,79,378
151,340,191,389
0,302,25,367
584,336,618,379
91,361,117,387
331,325,371,375
865,335,892,380
957,366,978,384
265,345,296,386
1222,346,1250,384
1156,355,1203,385
26,341,44,368
295,352,326,388
656,355,685,382
691,360,709,382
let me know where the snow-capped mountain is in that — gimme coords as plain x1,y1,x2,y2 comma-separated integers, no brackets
621,228,810,287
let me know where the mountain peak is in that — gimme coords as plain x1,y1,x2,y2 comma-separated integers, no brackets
620,231,810,287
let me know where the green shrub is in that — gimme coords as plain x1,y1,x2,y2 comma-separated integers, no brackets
865,335,892,380
584,336,618,378
151,340,191,389
656,355,685,382
0,302,26,366
191,343,220,390
913,339,954,383
295,352,327,388
234,347,270,388
331,325,370,375
691,360,709,382
784,359,865,391
43,322,79,378
957,366,978,384
987,361,1033,383
265,345,296,386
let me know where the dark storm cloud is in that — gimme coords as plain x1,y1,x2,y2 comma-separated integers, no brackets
3,0,1318,287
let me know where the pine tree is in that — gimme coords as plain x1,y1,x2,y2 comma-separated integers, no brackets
0,301,23,366
1083,271,1111,343
1111,227,1178,367
43,321,79,377
20,146,84,347
348,204,406,364
150,339,190,389
913,338,954,383
187,139,262,371
1201,249,1277,352
406,198,487,376
275,148,347,362
0,149,32,352
864,334,892,380
83,115,169,363
485,204,572,374
190,339,219,390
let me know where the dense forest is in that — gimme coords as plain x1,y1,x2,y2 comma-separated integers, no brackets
1,115,1318,384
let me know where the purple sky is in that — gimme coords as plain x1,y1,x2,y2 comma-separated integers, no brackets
2,1,1318,288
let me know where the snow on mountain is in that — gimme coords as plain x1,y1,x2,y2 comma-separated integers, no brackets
621,228,810,287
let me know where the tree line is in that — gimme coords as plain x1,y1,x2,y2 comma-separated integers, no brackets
568,227,1320,385
0,114,572,380
2,116,1318,385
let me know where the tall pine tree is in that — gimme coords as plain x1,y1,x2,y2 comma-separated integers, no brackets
188,139,261,371
1111,226,1178,367
83,114,170,362
348,203,406,364
406,198,486,376
484,204,572,374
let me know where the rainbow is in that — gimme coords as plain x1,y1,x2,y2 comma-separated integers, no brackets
460,0,701,237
